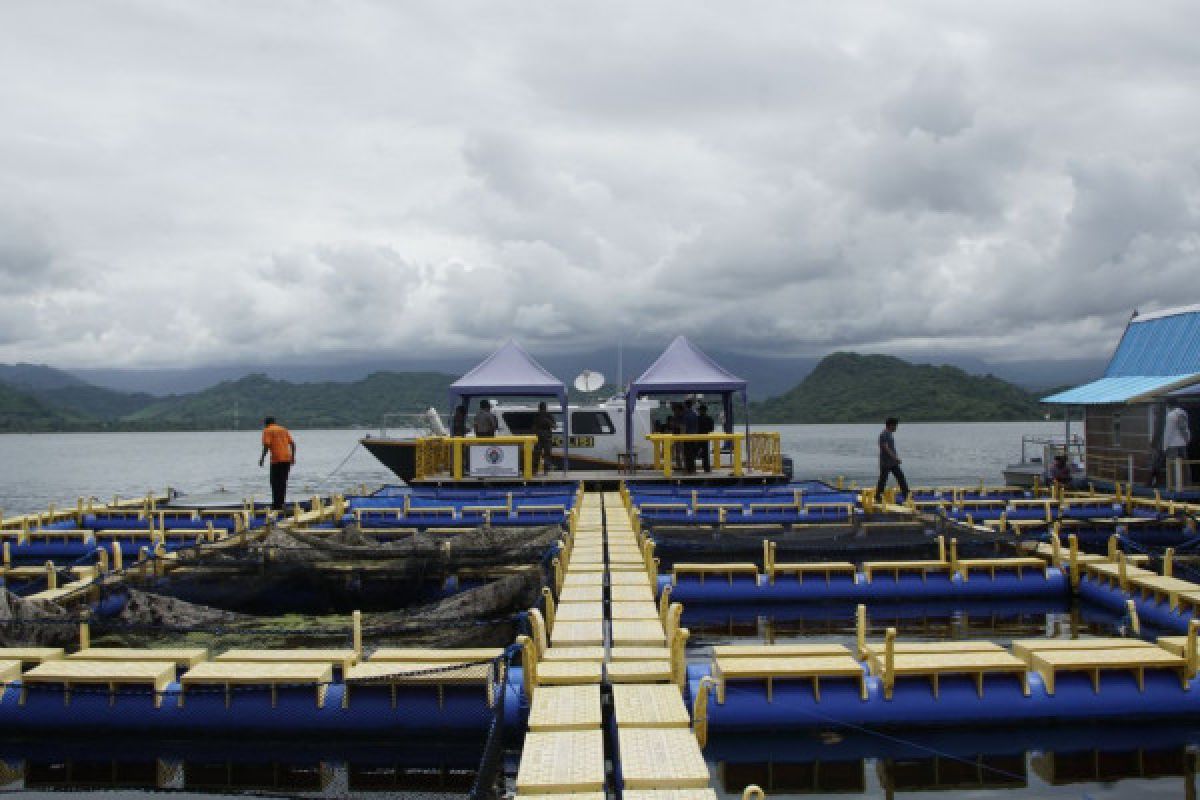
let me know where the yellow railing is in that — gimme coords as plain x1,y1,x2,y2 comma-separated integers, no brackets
747,431,783,474
1168,458,1200,492
414,437,452,480
453,435,538,479
646,433,745,478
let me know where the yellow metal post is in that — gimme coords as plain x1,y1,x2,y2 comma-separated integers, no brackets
452,441,463,479
79,614,90,650
112,541,123,572
1126,599,1140,635
541,588,556,630
1165,548,1175,578
523,440,534,478
883,627,896,699
856,604,867,659
352,610,362,659
693,676,715,748
1189,619,1199,678
732,434,744,476
1068,534,1080,587
45,561,56,591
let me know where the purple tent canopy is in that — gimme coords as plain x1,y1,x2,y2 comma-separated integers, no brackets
448,340,567,405
449,340,568,472
625,336,748,455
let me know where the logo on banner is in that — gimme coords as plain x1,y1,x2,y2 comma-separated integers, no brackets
485,446,503,464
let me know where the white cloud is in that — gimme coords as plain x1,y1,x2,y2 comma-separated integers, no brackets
0,0,1197,368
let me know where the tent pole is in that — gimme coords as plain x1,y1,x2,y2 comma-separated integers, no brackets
561,396,570,476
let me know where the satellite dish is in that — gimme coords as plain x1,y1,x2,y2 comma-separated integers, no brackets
574,370,605,393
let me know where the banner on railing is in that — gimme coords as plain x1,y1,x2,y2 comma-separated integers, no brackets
470,445,520,477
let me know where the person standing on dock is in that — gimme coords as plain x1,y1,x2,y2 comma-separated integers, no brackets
876,417,909,499
451,404,468,437
474,399,498,437
697,402,715,472
1165,402,1191,461
259,417,296,512
682,398,700,474
532,401,555,475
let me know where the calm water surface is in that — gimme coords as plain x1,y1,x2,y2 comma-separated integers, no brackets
0,421,1061,515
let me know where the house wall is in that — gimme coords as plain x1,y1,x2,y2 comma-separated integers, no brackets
1084,403,1158,485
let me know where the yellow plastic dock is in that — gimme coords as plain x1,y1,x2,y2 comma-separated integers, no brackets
541,647,606,663
1010,638,1153,665
182,661,332,707
527,684,602,732
612,684,690,728
611,601,661,621
0,647,64,667
606,660,673,683
713,654,868,702
0,660,22,684
611,619,668,646
367,647,503,662
611,584,656,602
617,728,711,789
863,561,949,582
713,644,851,658
672,563,758,585
515,729,606,795
534,661,604,685
770,561,857,584
880,652,1029,698
1030,648,1188,694
517,490,716,798
550,620,605,647
558,586,603,603
23,660,175,707
622,792,719,800
955,557,1047,580
68,647,208,668
214,648,357,670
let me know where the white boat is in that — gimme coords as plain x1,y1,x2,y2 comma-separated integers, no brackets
1002,434,1085,488
361,396,668,480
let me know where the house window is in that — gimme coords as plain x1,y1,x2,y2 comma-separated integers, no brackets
1112,409,1122,448
571,411,616,435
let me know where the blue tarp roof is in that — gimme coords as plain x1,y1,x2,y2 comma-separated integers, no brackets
448,340,566,404
1042,306,1200,405
1105,307,1200,377
1042,375,1200,405
628,336,746,394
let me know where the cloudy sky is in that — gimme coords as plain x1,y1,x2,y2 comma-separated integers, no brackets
1,1,1197,369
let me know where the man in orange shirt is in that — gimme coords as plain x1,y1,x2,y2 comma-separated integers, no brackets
259,416,296,511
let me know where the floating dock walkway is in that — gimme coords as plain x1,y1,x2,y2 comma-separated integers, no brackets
514,491,720,799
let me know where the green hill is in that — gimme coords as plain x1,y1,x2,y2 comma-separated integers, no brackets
750,352,1045,423
0,383,92,431
123,371,456,430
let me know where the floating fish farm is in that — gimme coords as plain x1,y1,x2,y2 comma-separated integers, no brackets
1,476,1200,798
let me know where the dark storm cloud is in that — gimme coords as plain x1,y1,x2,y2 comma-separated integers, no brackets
0,0,1197,368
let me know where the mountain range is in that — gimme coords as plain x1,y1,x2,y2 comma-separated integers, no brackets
0,352,1084,431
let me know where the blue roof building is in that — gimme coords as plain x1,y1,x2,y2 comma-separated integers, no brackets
1043,305,1200,491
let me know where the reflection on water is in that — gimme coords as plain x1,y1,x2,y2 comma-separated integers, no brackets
684,599,1133,648
708,725,1200,798
0,738,485,797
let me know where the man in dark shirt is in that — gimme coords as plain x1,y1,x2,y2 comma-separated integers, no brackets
531,401,555,475
682,398,700,474
876,417,909,498
696,403,715,472
474,399,498,437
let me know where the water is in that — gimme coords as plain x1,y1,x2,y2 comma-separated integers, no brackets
0,421,1059,515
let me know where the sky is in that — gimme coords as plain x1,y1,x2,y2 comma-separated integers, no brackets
1,1,1198,370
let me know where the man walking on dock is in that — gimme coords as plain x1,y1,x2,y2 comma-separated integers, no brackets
876,417,909,499
259,417,296,512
